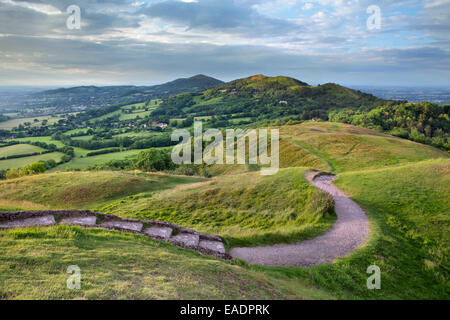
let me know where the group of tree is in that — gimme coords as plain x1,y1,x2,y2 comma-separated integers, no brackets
90,148,211,177
329,102,450,150
51,131,176,150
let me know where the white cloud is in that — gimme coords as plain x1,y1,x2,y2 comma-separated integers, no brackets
302,3,314,10
0,0,61,15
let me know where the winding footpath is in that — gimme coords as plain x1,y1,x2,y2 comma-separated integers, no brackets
229,173,369,267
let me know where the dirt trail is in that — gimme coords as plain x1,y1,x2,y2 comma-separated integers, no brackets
229,174,369,267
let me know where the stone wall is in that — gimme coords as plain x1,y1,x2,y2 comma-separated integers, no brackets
0,210,231,260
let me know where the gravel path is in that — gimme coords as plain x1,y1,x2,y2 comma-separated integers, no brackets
229,174,369,267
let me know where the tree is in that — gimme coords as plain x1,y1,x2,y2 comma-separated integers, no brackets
134,148,174,172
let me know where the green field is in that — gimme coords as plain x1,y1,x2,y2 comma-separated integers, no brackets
52,150,141,170
89,101,159,123
0,116,62,130
71,135,94,141
0,144,45,158
113,131,157,138
8,136,66,149
0,152,64,170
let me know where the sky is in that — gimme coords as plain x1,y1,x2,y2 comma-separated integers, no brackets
0,0,449,87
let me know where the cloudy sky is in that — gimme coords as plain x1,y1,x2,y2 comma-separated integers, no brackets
0,0,449,86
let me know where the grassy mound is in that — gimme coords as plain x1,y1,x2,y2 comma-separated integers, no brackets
0,171,204,210
278,122,448,172
97,168,336,247
0,225,332,299
257,159,449,299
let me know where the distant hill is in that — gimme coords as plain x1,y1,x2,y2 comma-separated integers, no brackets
21,75,224,109
152,74,391,121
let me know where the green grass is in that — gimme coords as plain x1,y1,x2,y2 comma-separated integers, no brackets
0,144,46,158
0,122,448,299
64,128,90,136
252,159,449,299
0,116,62,130
0,152,64,170
0,167,336,248
71,135,94,141
71,147,122,158
0,225,332,299
279,122,448,173
0,171,204,209
119,110,152,121
7,136,66,149
52,150,141,170
113,132,158,138
97,168,336,247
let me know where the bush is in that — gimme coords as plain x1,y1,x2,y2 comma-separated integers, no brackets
5,162,46,179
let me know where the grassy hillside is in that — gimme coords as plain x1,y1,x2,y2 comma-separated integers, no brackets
278,122,448,172
97,168,336,247
257,159,449,299
0,122,448,299
0,171,204,210
0,168,336,248
0,225,331,300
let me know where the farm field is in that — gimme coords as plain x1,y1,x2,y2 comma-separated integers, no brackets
0,116,62,130
7,136,66,148
0,144,45,157
51,150,141,170
0,152,64,170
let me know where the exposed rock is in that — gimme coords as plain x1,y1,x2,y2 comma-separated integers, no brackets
171,233,199,248
0,215,55,229
199,240,226,254
59,216,97,226
99,220,143,232
144,226,173,239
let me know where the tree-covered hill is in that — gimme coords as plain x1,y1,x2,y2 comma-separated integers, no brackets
152,75,391,121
